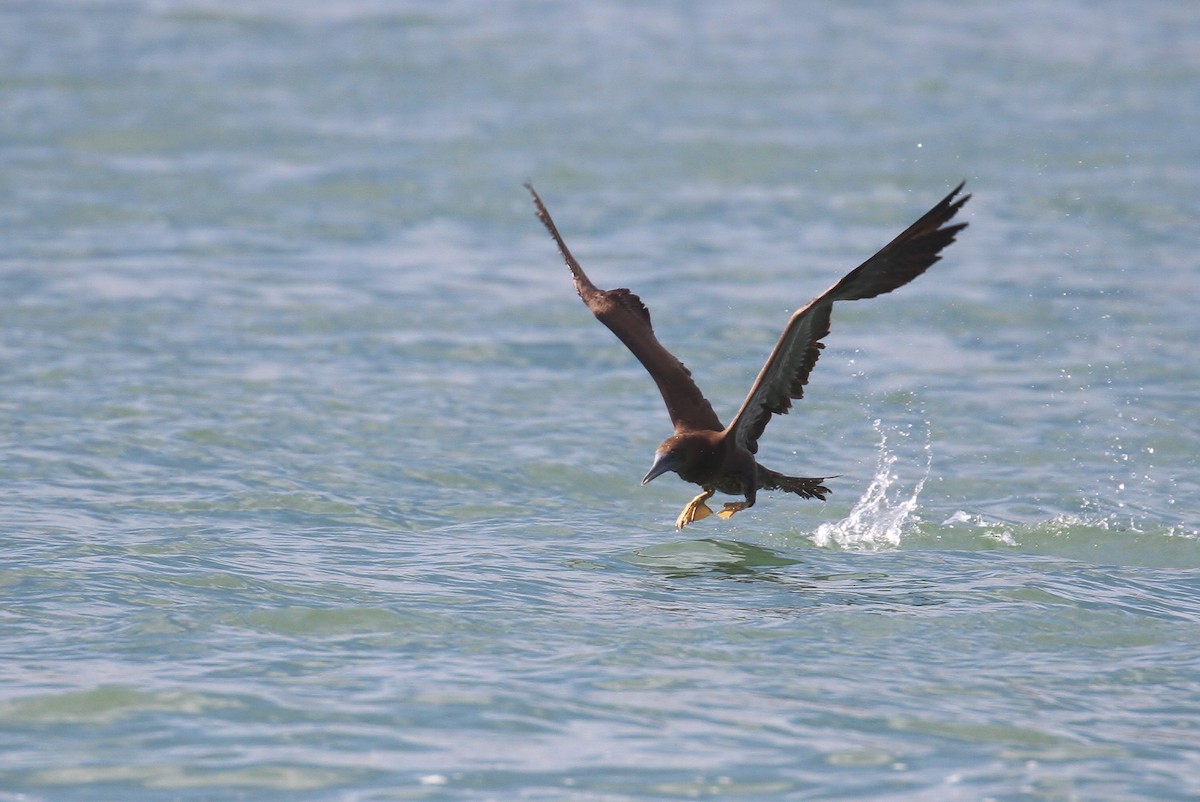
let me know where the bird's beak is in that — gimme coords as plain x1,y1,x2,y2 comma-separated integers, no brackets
641,451,679,485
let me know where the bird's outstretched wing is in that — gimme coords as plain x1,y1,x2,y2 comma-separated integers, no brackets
527,184,723,433
726,182,970,454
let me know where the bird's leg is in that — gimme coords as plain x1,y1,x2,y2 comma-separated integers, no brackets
718,484,755,520
675,489,715,530
716,500,750,519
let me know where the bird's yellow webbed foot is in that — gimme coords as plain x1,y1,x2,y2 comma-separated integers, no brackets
675,489,715,530
716,501,749,520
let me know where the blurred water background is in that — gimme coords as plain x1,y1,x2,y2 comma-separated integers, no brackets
2,1,1199,800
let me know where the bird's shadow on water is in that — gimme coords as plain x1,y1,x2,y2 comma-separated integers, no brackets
616,537,946,611
625,537,804,579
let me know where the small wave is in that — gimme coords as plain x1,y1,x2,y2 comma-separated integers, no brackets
935,509,1200,568
810,420,931,550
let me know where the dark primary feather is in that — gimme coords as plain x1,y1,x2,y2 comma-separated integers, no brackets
526,183,723,433
727,182,970,454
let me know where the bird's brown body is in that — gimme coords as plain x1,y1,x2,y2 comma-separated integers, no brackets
662,430,750,497
527,181,969,528
642,419,831,527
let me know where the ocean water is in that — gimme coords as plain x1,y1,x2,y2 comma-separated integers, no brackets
3,1,1199,800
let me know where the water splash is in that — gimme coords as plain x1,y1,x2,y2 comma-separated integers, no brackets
810,419,932,550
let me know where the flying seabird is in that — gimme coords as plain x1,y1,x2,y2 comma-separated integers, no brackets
527,181,969,529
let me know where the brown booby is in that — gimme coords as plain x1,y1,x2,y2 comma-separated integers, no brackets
527,182,969,529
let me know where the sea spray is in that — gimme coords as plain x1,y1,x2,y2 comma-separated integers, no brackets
810,419,932,550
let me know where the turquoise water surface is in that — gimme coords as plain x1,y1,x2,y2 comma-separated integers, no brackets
3,2,1199,800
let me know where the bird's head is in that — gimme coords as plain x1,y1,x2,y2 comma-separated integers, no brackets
641,434,711,485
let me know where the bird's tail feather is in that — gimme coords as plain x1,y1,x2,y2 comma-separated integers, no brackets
757,465,831,501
